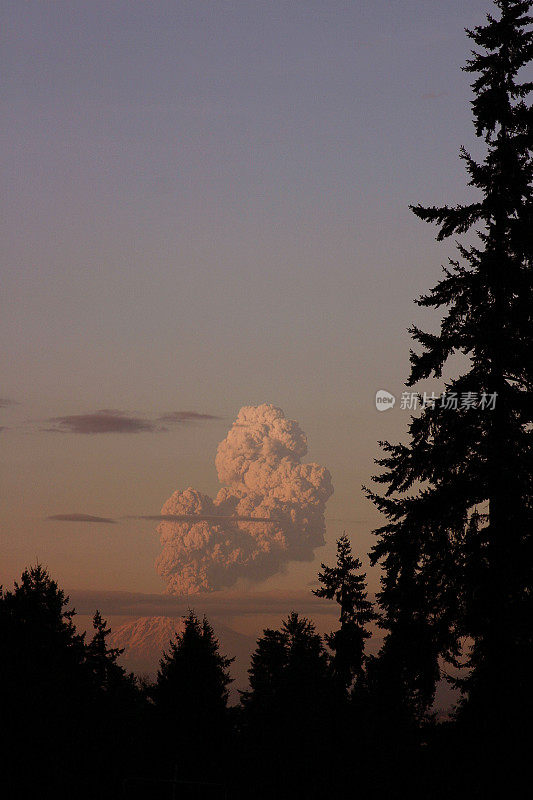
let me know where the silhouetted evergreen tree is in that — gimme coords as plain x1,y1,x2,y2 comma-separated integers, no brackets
84,610,143,795
0,565,90,796
365,0,533,789
86,609,126,689
0,566,144,799
313,533,375,691
240,613,333,800
150,610,234,784
242,611,329,710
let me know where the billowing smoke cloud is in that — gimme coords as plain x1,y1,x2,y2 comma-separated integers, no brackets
156,404,333,594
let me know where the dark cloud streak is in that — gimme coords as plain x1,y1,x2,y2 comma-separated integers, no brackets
128,514,277,524
157,411,222,423
47,513,117,524
43,408,220,434
45,410,157,434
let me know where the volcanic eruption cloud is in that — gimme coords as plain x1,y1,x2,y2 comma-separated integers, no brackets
156,404,334,594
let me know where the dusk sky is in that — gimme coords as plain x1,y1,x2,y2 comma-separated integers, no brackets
1,0,494,606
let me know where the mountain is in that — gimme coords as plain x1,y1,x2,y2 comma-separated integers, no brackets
108,615,255,695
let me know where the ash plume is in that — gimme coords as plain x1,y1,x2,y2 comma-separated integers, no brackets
156,404,333,594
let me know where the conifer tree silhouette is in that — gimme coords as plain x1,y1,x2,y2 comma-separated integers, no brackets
313,533,374,691
86,610,127,690
0,565,89,795
241,613,332,800
0,567,142,799
365,0,533,742
243,612,329,712
84,610,142,795
151,610,234,782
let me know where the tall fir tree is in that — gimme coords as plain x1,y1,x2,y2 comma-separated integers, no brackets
0,565,90,795
313,534,374,691
0,567,143,799
240,613,333,800
84,611,143,796
85,609,129,693
242,612,330,715
365,0,533,726
151,610,234,780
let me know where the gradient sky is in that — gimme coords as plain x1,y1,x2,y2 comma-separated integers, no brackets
1,0,495,603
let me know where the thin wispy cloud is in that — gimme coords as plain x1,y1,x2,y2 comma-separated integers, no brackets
46,512,277,525
47,510,364,526
47,513,117,524
42,408,220,434
128,514,277,524
44,410,157,434
157,411,222,424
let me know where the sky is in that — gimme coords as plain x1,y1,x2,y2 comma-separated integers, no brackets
1,0,495,619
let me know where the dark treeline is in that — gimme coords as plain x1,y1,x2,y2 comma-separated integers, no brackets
0,536,523,799
2,1,532,797
0,551,423,800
